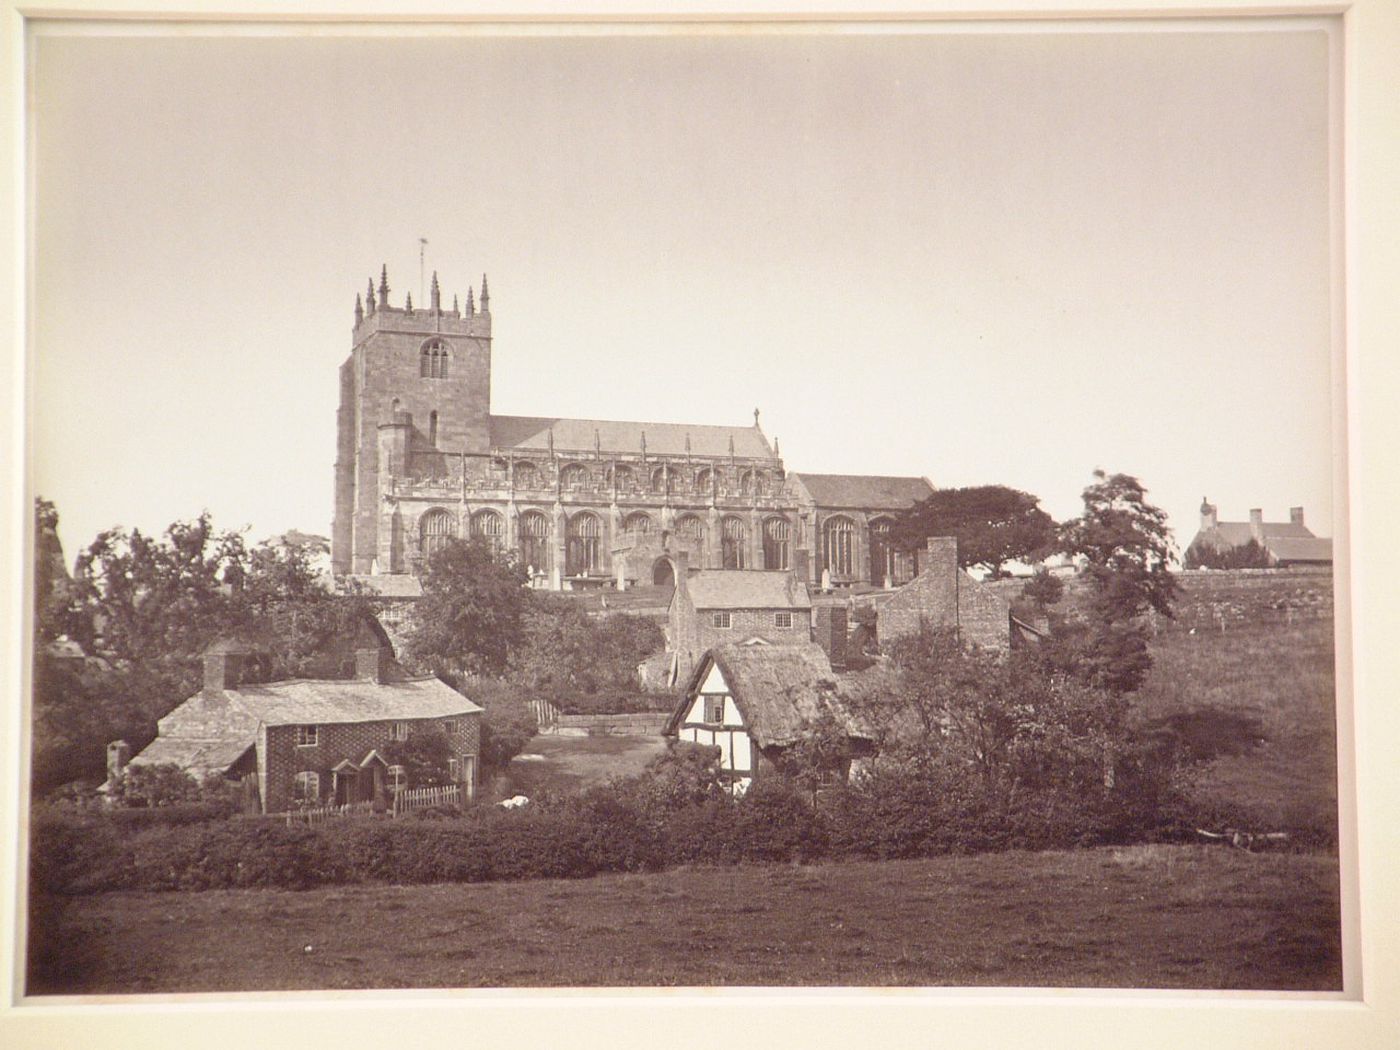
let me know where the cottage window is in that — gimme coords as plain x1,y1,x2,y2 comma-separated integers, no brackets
711,611,732,629
293,771,320,803
295,725,319,747
388,764,407,791
775,611,793,628
705,696,726,724
390,721,410,742
443,719,458,735
449,757,461,781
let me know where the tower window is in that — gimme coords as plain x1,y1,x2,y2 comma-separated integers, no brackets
420,338,451,379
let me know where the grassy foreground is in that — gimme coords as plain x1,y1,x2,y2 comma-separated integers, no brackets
30,845,1340,994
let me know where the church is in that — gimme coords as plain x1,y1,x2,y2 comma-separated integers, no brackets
332,267,934,592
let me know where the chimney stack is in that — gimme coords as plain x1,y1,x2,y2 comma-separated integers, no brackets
793,548,810,586
1290,506,1305,526
106,739,130,785
1249,508,1264,541
203,639,252,694
1200,497,1218,531
355,646,389,684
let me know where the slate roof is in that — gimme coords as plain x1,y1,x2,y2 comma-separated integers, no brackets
130,676,480,776
789,473,934,510
684,570,812,610
667,643,872,749
490,415,776,460
224,677,481,726
1263,536,1333,563
1208,521,1315,547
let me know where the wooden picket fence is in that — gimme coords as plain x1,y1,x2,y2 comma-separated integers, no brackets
392,783,462,816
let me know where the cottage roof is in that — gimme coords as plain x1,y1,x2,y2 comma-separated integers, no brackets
1208,521,1315,547
684,570,812,610
489,414,776,460
788,473,934,510
223,676,481,726
668,643,873,749
129,676,480,777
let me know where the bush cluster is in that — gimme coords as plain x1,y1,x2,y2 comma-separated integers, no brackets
30,736,1246,898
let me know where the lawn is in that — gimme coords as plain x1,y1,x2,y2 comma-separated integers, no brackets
1134,616,1338,835
29,845,1340,995
504,733,669,796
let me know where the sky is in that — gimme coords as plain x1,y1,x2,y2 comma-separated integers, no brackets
28,20,1339,565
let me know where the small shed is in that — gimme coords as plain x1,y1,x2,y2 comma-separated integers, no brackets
664,642,873,793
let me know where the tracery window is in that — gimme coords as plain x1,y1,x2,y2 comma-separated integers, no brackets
419,338,451,379
470,509,505,554
566,512,602,576
513,461,539,489
419,508,456,559
721,516,748,570
559,463,589,491
762,516,791,571
622,512,653,540
519,510,551,574
822,515,857,578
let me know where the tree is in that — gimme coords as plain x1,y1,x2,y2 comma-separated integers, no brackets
381,731,455,788
1182,537,1272,570
1053,470,1179,695
890,485,1057,578
404,536,530,677
508,599,665,697
1021,566,1064,611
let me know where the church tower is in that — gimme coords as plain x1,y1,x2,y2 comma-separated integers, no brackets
332,267,493,575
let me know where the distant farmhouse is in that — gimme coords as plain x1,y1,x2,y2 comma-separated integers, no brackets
331,267,933,592
664,642,874,794
111,636,482,814
1186,499,1333,568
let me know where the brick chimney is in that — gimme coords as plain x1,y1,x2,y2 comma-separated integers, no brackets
203,640,252,694
1200,497,1218,530
793,548,810,586
355,645,390,684
921,536,961,626
106,739,130,785
1290,506,1305,526
1249,508,1264,542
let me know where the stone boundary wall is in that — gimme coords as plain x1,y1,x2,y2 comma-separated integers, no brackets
983,567,1334,630
548,712,671,737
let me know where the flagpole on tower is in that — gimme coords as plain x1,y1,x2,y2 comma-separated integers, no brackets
418,237,428,304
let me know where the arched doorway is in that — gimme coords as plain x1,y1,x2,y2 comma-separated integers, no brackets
652,558,675,588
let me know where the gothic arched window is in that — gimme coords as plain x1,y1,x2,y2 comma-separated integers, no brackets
419,508,457,559
622,511,652,540
420,338,451,379
566,512,602,576
470,509,505,554
822,515,857,578
676,514,705,553
559,463,589,491
721,516,748,570
869,517,895,586
513,461,539,489
762,516,790,571
612,464,635,493
519,510,551,575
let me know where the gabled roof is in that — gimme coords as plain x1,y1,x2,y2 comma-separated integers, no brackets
1264,536,1333,563
684,570,812,610
667,643,873,749
490,415,776,460
1207,521,1316,547
223,677,481,726
789,473,934,510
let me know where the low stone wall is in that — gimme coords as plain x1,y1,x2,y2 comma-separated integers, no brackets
549,712,672,737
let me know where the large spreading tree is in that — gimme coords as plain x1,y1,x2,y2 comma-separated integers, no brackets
890,485,1057,578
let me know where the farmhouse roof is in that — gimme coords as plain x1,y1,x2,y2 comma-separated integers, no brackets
684,570,812,610
1262,536,1333,563
788,473,934,510
490,415,776,460
668,643,873,749
1209,521,1315,546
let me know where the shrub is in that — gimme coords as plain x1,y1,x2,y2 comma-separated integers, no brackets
111,763,203,808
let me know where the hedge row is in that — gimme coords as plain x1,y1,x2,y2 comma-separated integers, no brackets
28,762,1237,897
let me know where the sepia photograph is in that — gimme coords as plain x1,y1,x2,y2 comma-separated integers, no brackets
6,2,1395,1044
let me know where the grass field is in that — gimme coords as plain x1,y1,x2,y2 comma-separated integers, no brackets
1134,616,1338,834
504,733,669,797
29,845,1340,994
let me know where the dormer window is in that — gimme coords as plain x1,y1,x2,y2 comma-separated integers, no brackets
420,338,451,379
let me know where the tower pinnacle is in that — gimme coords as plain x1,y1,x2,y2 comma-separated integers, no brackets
354,293,364,326
480,273,490,313
367,278,377,314
466,286,475,315
405,291,413,313
430,271,441,312
378,265,389,309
